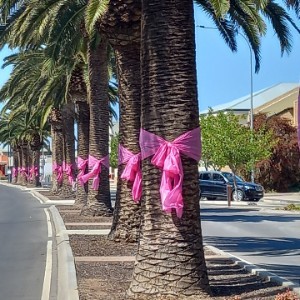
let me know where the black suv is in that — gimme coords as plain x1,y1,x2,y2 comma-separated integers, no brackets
199,171,264,201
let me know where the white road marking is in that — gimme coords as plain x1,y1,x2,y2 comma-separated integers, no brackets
41,240,52,300
41,208,53,300
30,192,44,204
44,208,53,238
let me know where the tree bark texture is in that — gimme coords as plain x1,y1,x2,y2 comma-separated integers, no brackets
75,96,90,208
49,108,64,194
99,0,142,241
60,102,76,198
83,38,112,216
12,147,19,184
108,45,142,242
20,141,29,186
128,0,210,298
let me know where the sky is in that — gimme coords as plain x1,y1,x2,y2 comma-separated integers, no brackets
0,4,299,113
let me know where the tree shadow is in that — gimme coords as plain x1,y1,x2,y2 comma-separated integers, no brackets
201,207,300,223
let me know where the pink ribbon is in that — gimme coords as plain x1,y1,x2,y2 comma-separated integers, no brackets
12,167,18,178
53,162,63,184
30,166,39,180
63,162,74,185
80,155,109,190
139,127,201,218
77,157,88,186
20,167,29,179
118,145,142,202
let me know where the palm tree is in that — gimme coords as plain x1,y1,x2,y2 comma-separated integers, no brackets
127,1,211,297
91,0,143,240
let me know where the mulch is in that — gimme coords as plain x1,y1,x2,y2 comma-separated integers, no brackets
38,190,75,200
71,234,286,300
49,203,290,300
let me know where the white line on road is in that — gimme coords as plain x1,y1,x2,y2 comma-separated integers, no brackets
41,208,53,300
30,192,44,204
41,240,53,300
44,208,53,238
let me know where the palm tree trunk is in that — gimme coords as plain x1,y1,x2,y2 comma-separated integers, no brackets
108,45,142,242
16,144,22,185
82,38,113,216
32,149,40,187
60,101,76,198
12,146,19,184
49,108,64,194
128,0,210,298
75,96,90,208
20,141,29,186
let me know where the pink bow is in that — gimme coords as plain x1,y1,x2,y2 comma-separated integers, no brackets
30,166,39,180
63,162,74,185
77,157,89,186
118,145,142,202
53,163,63,184
20,167,29,179
12,167,18,178
140,127,201,218
80,155,109,190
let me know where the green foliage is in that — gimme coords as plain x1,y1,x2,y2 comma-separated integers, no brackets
200,110,275,174
281,204,300,211
253,113,300,192
110,134,119,169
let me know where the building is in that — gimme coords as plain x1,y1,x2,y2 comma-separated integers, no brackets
200,82,299,126
0,149,9,177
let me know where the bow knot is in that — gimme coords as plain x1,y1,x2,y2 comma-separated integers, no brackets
80,155,109,190
119,145,142,202
140,127,201,218
53,163,63,184
63,162,74,185
77,157,88,186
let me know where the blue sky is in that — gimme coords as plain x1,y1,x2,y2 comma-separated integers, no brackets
0,4,299,113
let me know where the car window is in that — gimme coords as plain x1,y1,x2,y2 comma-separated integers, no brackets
222,172,244,182
200,173,210,180
213,173,224,181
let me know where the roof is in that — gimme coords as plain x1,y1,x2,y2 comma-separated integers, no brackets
200,82,299,115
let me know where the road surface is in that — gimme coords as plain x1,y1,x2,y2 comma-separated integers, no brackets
0,184,48,300
201,205,300,286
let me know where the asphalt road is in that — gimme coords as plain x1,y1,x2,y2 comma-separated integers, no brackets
0,184,48,300
201,205,300,286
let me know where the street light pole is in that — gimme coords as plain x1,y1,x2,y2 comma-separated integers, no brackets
197,25,255,182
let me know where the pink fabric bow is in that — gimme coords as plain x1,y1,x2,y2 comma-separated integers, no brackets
140,127,201,218
30,166,39,180
20,167,29,179
53,162,63,184
80,155,109,190
12,167,18,178
118,145,142,202
63,162,74,185
77,157,89,186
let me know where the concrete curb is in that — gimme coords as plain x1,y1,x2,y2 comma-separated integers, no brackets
49,205,79,300
204,244,300,296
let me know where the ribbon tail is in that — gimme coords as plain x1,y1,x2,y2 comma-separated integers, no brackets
92,177,100,190
132,171,142,202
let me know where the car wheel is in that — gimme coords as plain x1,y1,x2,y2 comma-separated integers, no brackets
232,189,244,201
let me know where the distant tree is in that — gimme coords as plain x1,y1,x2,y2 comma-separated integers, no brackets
110,134,119,169
252,113,300,192
201,110,275,197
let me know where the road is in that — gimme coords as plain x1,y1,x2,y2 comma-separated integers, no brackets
0,184,49,300
201,204,300,286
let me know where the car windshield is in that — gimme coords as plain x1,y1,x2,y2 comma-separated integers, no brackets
222,172,244,182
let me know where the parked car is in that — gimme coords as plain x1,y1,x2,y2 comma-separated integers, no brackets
199,171,264,201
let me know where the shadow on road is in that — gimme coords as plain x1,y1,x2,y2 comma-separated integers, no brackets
201,208,300,223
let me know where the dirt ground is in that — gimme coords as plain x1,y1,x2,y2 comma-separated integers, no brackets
54,203,290,300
